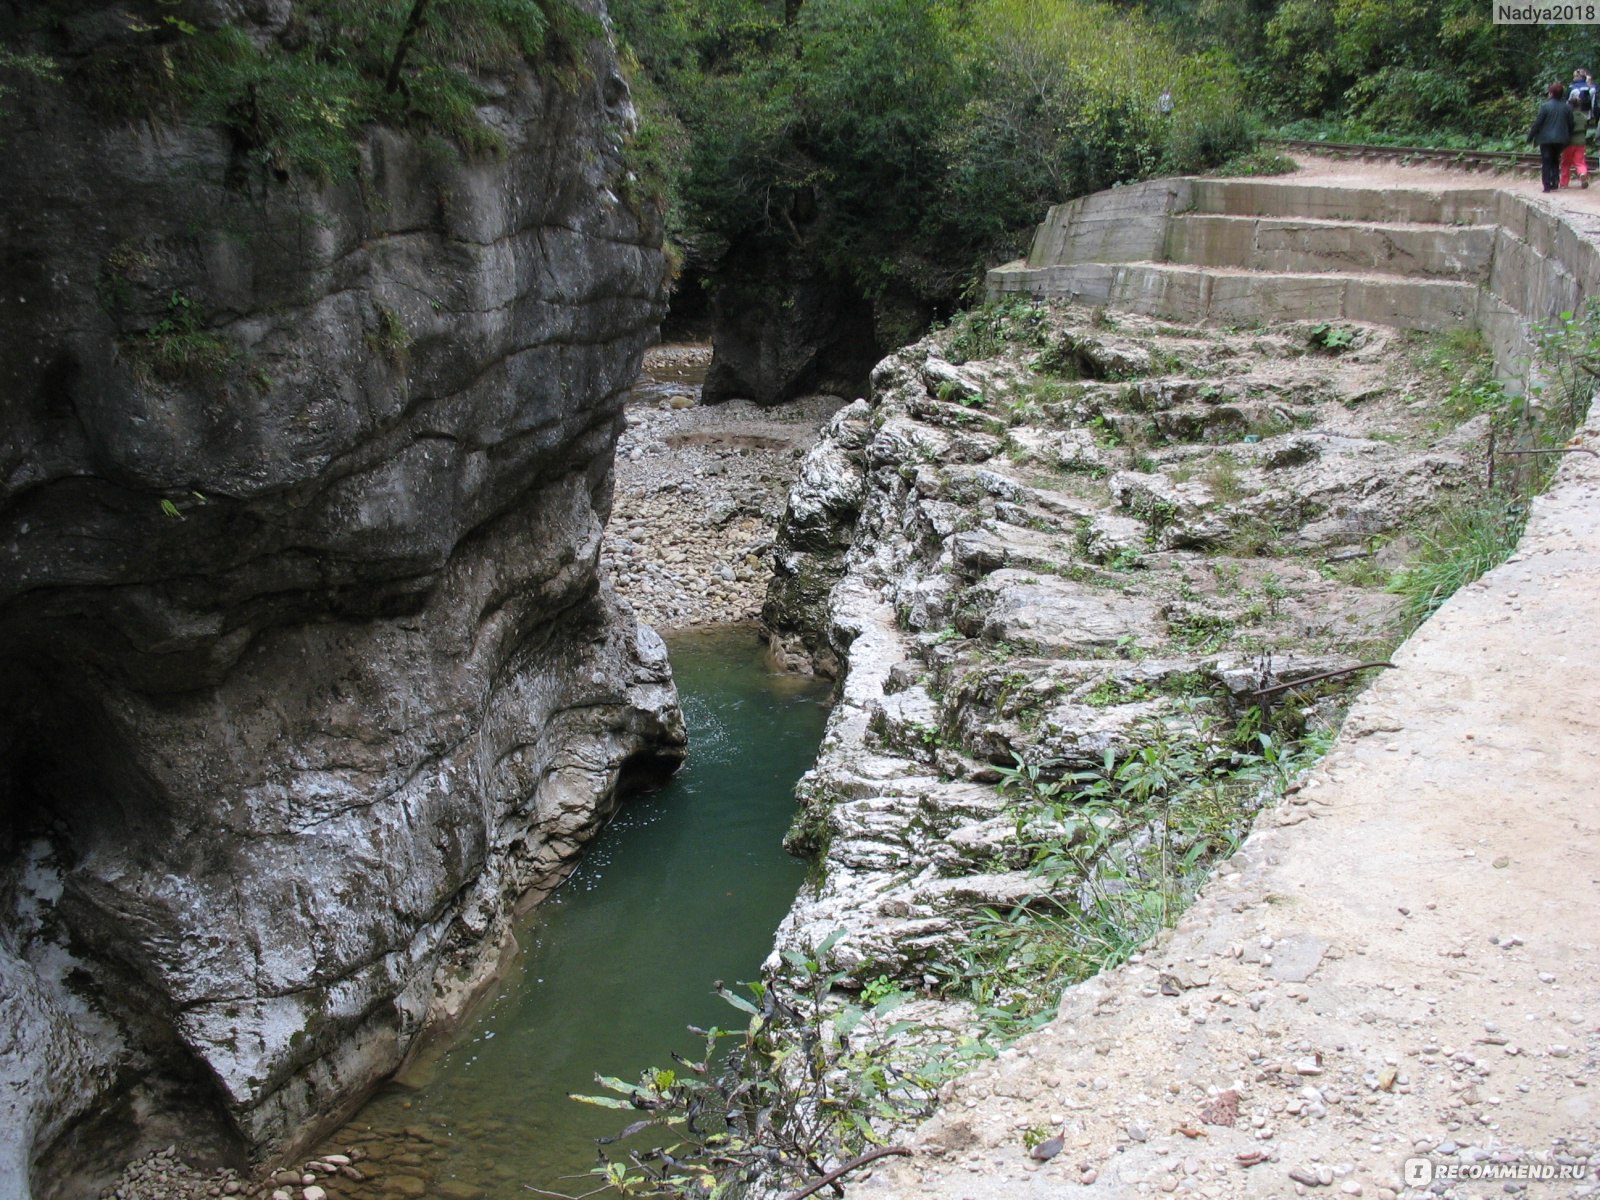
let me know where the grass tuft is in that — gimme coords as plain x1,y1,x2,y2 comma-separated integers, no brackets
1388,500,1526,633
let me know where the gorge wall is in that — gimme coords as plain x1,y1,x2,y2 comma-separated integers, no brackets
0,3,684,1194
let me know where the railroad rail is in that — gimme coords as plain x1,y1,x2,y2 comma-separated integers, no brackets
1267,137,1554,175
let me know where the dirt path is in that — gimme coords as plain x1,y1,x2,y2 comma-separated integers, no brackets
1285,152,1600,240
853,160,1600,1200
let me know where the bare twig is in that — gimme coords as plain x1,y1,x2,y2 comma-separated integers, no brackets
522,1184,613,1200
1253,662,1395,699
1499,446,1600,459
779,1148,914,1200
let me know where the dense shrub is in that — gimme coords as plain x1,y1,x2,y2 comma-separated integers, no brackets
613,0,1251,338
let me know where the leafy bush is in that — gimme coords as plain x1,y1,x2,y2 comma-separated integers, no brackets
1208,149,1298,177
613,0,1253,345
1307,322,1356,352
1342,66,1475,139
573,934,976,1197
943,300,1052,364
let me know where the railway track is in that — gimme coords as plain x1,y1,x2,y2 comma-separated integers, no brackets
1267,137,1554,175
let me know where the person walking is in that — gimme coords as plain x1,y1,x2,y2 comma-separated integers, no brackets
1531,82,1575,193
1572,68,1595,112
1563,91,1591,187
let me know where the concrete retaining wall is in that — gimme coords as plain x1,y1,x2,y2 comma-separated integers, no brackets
991,176,1600,389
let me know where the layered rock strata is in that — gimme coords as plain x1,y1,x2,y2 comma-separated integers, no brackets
762,308,1487,987
0,4,683,1194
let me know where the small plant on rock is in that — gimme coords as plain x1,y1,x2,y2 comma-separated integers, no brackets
126,289,236,385
1307,322,1357,353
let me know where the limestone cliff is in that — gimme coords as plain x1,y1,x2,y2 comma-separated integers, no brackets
760,308,1486,994
0,2,684,1193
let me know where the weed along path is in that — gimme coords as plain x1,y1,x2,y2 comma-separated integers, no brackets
851,161,1600,1200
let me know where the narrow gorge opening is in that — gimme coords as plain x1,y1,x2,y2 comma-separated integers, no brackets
323,628,831,1196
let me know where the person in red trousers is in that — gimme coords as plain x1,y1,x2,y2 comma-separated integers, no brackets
1562,91,1591,188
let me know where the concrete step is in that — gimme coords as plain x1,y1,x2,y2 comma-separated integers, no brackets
1166,213,1495,282
988,260,1479,332
992,175,1600,386
1188,178,1502,225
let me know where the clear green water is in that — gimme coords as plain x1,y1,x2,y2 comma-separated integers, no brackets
334,628,829,1198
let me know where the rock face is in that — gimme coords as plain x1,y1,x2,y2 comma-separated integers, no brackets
0,3,684,1194
760,307,1486,991
701,244,881,406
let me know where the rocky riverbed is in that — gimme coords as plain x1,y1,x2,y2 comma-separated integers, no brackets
604,344,847,630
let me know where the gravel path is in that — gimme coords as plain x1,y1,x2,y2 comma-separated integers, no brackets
853,158,1600,1200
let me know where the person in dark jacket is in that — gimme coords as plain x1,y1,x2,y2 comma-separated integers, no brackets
1531,82,1575,193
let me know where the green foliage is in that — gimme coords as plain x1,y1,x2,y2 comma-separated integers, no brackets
572,937,980,1197
1307,322,1356,353
944,715,1318,1034
21,0,598,182
1145,0,1595,140
0,45,59,112
367,304,414,360
611,0,1251,341
1530,301,1600,440
1413,328,1513,427
1202,450,1246,500
1387,302,1600,635
1083,676,1153,708
1388,500,1526,633
1207,148,1298,177
126,289,236,384
943,300,1052,364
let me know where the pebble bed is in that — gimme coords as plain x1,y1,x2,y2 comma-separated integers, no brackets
101,1134,464,1200
604,345,845,631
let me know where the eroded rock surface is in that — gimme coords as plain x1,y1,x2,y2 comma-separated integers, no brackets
0,3,683,1193
762,306,1484,989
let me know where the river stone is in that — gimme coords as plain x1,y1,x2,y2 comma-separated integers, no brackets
384,1176,429,1198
